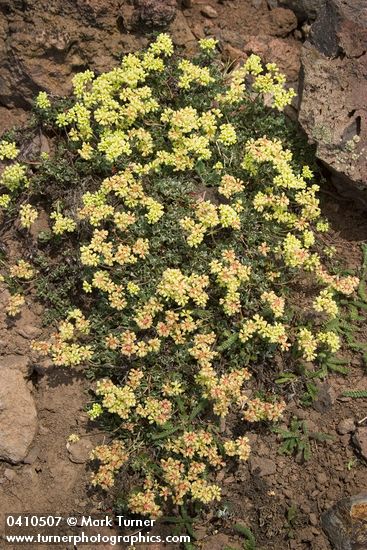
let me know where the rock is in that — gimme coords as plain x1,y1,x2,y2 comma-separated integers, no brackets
336,418,355,435
312,382,337,413
67,438,94,464
353,427,367,460
222,44,247,64
201,5,218,18
269,7,298,37
3,468,16,481
181,0,193,7
298,527,315,542
134,0,176,27
117,5,135,32
0,354,31,376
297,0,367,202
16,325,42,340
244,35,302,81
0,367,37,464
309,513,318,526
316,471,328,485
170,11,196,50
191,23,206,39
216,29,246,49
321,493,367,550
250,456,277,476
279,0,324,22
23,446,40,465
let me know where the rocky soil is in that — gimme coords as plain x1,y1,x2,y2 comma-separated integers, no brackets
0,1,367,549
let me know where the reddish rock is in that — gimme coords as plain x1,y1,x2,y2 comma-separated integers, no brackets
297,0,367,201
312,382,337,413
269,7,298,37
250,456,277,476
67,438,94,464
222,44,247,64
201,5,218,19
353,427,367,460
0,367,38,464
170,11,196,51
336,418,355,435
134,0,177,27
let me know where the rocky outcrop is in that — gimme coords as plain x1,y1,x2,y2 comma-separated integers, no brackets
0,364,37,463
297,0,367,202
278,0,324,22
133,0,177,28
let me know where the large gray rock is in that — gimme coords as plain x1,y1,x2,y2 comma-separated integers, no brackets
297,0,367,202
0,366,38,463
279,0,325,22
321,493,367,549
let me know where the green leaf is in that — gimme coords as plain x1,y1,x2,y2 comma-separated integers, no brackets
188,399,207,421
275,373,297,384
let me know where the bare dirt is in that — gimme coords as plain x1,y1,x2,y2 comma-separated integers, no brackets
0,1,366,550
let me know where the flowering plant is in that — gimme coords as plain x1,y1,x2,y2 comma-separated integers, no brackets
1,35,360,517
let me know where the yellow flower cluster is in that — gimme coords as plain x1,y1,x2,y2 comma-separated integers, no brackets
20,204,38,229
0,194,11,208
1,163,28,191
244,398,286,422
157,269,209,307
0,140,18,160
106,329,160,358
196,366,251,416
216,54,295,110
261,290,285,318
90,441,128,490
317,330,341,353
218,123,237,145
313,288,338,318
36,91,51,110
224,436,251,461
134,297,163,329
177,59,214,90
50,212,77,235
128,487,162,518
88,403,103,420
9,260,35,280
162,380,184,397
6,294,25,316
160,457,220,505
32,310,92,366
316,267,359,296
136,397,172,426
239,314,289,351
199,37,218,52
189,332,218,368
298,327,341,361
156,310,198,344
244,137,321,235
218,174,244,198
166,430,224,468
95,378,137,419
180,198,242,248
210,249,251,315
